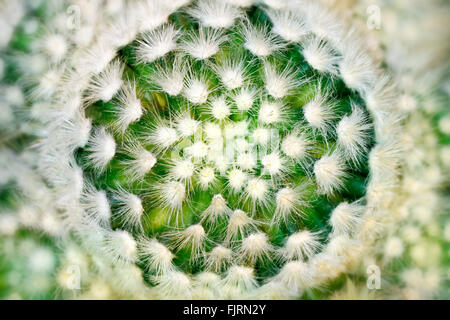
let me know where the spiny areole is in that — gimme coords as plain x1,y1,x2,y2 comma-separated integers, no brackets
27,0,404,299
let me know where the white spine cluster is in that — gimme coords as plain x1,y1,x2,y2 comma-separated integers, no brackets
302,37,339,74
280,230,322,261
314,152,347,194
13,0,407,300
169,224,207,258
188,0,242,29
85,60,124,104
81,184,111,228
85,127,116,173
266,9,308,43
240,232,273,265
139,238,174,274
263,62,299,99
135,25,179,63
112,81,144,134
337,105,372,164
329,202,363,236
152,56,186,96
273,186,305,225
103,229,137,265
242,22,284,58
181,27,225,60
303,91,336,137
112,188,144,231
121,143,157,181
201,194,232,226
183,72,211,104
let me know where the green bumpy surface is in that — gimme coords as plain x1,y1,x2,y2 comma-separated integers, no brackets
76,6,374,283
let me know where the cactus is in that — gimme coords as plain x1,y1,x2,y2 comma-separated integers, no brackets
30,0,404,299
0,0,447,300
325,0,450,300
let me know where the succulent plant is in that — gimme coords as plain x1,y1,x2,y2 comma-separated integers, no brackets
0,0,447,300
331,0,450,300
29,0,405,299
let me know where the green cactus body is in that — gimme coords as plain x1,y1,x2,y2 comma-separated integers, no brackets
1,0,406,299
56,1,385,299
0,0,448,301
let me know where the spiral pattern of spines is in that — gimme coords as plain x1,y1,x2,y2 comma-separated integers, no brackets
2,0,411,299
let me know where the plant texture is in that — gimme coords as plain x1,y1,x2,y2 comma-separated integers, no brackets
325,0,450,300
0,0,447,300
